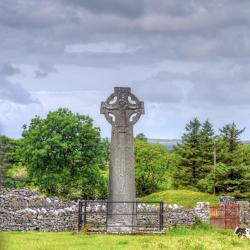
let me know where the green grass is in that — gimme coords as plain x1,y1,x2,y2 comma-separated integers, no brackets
1,227,250,250
142,189,219,208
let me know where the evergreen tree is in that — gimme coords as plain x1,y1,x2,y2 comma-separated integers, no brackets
173,118,214,188
199,163,250,199
200,120,215,165
199,122,250,198
217,122,245,165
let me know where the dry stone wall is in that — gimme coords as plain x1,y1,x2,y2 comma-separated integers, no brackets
0,188,78,231
0,188,210,232
237,201,250,226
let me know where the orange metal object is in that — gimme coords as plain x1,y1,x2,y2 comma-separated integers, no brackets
210,204,240,229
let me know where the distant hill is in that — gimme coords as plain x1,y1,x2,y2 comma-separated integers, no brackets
106,137,250,150
147,139,180,150
147,139,250,151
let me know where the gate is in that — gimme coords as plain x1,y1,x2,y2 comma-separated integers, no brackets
210,204,240,229
78,200,164,233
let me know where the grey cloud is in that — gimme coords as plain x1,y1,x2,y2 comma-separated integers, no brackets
35,71,48,79
0,78,38,104
63,0,146,18
0,62,36,104
187,64,250,105
147,64,250,106
133,71,187,103
0,63,21,76
0,0,250,67
0,1,67,28
35,64,58,79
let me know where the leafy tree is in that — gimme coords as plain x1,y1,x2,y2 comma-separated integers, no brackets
0,137,36,188
0,136,12,187
172,118,214,189
135,133,148,142
99,138,110,169
135,139,170,196
19,108,107,198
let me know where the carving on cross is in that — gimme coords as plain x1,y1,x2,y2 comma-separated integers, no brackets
100,87,144,128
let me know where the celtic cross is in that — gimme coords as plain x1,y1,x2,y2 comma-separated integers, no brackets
100,87,145,233
101,87,144,130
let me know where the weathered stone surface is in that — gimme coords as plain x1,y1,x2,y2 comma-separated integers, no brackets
219,196,236,204
101,87,144,232
0,188,78,231
237,201,250,226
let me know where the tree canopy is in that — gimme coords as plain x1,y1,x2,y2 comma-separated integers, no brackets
135,138,171,196
18,108,107,198
172,118,214,189
0,136,12,187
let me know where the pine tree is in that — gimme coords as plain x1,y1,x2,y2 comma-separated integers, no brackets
176,118,201,187
217,122,245,165
200,120,214,165
173,118,214,188
199,122,250,198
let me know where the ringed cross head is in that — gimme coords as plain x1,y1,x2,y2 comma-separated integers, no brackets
100,87,145,128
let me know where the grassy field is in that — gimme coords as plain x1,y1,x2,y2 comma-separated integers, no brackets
1,227,250,250
142,189,219,208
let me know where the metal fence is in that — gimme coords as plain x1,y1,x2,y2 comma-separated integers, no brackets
78,200,164,233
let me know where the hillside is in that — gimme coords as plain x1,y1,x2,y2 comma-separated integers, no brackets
142,190,219,208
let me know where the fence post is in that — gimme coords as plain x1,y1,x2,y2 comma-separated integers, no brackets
83,200,87,227
238,204,240,227
159,202,164,231
105,201,108,232
132,202,135,232
224,204,227,229
78,201,83,232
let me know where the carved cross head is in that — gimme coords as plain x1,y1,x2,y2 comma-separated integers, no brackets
101,87,144,128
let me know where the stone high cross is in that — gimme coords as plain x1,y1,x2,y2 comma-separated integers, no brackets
101,87,144,232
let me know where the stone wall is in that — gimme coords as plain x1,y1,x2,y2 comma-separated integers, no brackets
0,188,210,232
0,188,78,231
237,201,250,226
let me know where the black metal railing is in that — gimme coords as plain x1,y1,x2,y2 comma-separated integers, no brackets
78,200,164,233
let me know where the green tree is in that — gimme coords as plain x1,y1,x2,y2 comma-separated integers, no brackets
19,108,107,198
199,163,250,199
135,133,148,142
172,118,214,189
135,139,170,196
2,138,32,188
0,136,12,187
242,144,250,165
217,122,245,165
199,122,250,198
200,120,214,165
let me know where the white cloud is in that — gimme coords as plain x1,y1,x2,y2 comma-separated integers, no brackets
65,42,145,55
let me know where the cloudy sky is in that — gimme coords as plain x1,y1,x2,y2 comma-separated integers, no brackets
1,0,250,139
